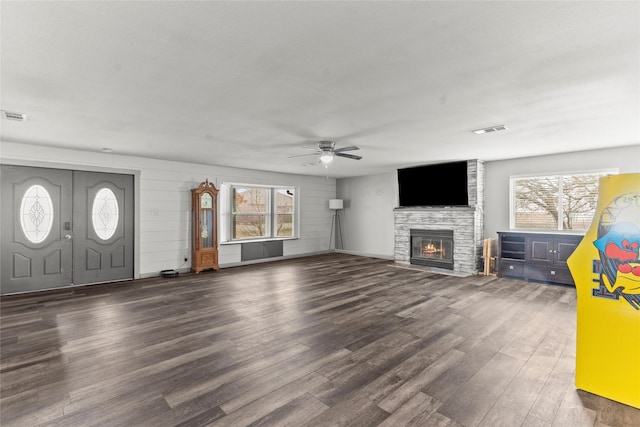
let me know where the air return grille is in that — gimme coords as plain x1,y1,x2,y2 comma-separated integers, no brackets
2,111,27,122
472,125,507,134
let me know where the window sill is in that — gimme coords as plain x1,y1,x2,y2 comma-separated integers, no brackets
220,237,299,245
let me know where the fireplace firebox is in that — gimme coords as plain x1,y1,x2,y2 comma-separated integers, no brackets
410,229,454,270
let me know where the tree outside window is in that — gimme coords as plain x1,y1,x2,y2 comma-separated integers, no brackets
512,172,611,231
230,186,296,240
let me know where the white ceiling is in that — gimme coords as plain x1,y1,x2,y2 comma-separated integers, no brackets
1,1,638,178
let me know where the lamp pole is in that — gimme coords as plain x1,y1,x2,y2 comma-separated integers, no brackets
329,199,343,250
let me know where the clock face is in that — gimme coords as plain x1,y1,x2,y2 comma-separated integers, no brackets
200,193,212,209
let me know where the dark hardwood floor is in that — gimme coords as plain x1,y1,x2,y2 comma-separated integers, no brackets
1,253,639,426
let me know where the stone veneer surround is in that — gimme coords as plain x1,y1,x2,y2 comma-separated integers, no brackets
394,160,484,275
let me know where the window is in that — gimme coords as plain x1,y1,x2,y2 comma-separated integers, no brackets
222,184,296,241
510,170,616,231
274,188,295,237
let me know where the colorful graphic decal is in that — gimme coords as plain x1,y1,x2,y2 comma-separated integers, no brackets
591,192,640,310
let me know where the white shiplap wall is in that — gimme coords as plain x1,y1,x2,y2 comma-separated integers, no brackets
0,142,336,278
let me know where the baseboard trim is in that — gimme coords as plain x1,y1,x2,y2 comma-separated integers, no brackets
334,249,394,260
391,261,474,277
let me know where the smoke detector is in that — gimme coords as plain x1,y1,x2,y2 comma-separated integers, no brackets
1,110,27,122
472,124,507,134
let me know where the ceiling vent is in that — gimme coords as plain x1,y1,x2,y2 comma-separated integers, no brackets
2,110,27,122
472,124,507,134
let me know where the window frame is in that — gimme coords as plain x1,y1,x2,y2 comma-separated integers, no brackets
221,183,298,243
509,169,618,232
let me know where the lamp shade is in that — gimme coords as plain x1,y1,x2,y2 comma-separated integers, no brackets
329,199,343,210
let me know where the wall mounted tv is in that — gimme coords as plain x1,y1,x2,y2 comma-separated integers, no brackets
397,161,469,207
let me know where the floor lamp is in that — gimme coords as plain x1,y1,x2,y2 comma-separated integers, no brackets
329,199,343,250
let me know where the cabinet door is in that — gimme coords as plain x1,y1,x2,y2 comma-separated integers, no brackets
528,238,553,263
555,239,579,266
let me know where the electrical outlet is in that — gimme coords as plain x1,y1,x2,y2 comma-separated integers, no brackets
184,257,188,262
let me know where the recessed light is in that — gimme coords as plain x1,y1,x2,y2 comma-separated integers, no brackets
472,125,507,134
102,148,113,153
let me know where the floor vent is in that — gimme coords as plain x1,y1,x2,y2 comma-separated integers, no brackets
241,240,284,261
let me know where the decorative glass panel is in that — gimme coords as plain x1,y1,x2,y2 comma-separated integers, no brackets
92,188,119,240
200,210,214,248
20,185,54,244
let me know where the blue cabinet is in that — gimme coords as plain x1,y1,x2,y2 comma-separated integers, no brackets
498,231,583,286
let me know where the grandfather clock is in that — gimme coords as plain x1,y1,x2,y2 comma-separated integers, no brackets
191,179,219,273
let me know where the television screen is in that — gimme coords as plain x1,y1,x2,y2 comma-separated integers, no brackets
397,161,469,207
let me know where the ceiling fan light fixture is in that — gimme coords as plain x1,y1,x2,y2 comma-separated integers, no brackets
320,152,334,164
291,140,360,165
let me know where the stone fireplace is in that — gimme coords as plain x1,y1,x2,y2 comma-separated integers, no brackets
394,160,484,275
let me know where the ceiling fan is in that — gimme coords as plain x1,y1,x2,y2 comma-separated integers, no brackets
288,141,362,165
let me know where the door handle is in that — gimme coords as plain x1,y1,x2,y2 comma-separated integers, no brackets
64,234,72,240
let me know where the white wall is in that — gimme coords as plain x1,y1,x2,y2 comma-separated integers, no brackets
484,145,640,240
0,141,336,278
5,142,637,275
336,172,397,259
336,145,640,259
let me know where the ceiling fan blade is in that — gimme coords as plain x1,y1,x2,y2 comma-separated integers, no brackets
303,160,321,166
333,145,359,153
336,152,363,160
287,152,320,158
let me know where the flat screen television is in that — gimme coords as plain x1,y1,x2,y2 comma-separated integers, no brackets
397,161,469,207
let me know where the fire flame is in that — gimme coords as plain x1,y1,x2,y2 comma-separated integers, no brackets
423,243,445,256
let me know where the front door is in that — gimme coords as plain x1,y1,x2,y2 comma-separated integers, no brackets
1,166,134,294
72,171,134,285
1,166,73,292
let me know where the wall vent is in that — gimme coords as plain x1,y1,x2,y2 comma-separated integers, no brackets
2,110,27,122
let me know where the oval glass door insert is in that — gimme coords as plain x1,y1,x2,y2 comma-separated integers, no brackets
20,185,54,243
92,188,119,240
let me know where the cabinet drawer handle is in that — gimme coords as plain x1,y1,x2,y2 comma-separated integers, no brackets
509,265,514,269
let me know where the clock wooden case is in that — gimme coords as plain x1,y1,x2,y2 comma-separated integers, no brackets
191,179,219,273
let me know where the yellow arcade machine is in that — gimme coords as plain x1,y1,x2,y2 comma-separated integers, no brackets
567,173,640,409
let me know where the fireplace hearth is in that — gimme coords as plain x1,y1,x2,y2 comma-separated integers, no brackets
410,229,454,270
